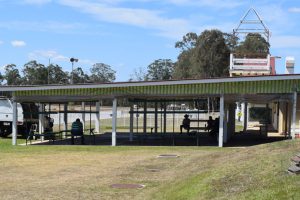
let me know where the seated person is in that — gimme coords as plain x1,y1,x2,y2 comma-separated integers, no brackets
180,114,191,134
43,116,51,132
206,116,214,132
43,116,54,140
71,118,85,145
210,117,220,140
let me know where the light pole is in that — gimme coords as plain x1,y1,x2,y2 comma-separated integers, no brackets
70,57,79,84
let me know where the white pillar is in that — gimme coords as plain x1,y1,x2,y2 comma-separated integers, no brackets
95,101,100,133
12,101,17,146
143,101,147,134
291,91,297,139
219,95,224,147
207,97,210,114
38,103,44,134
129,105,134,141
81,102,86,130
227,103,236,141
112,98,117,146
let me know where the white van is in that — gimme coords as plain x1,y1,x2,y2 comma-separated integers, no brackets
0,98,38,137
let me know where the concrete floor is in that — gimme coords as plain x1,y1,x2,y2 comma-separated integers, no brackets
29,130,287,147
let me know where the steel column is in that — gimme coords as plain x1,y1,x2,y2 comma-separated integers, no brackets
112,98,117,146
12,101,17,146
219,95,224,147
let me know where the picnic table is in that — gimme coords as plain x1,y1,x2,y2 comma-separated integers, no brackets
26,128,95,145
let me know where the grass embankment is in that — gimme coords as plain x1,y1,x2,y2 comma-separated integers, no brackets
0,138,299,200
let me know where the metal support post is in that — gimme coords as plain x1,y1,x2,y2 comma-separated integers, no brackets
129,105,134,141
112,98,117,146
81,102,86,130
95,101,100,133
12,101,17,146
219,95,224,147
38,103,44,134
143,101,147,134
38,103,44,141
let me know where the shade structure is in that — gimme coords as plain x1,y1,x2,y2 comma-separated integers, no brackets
0,74,298,103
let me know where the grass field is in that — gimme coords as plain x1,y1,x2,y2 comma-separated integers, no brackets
0,138,300,200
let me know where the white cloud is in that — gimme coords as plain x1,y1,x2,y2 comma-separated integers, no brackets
28,50,95,66
22,0,52,5
271,35,300,49
11,40,26,47
165,0,244,9
0,40,3,45
58,0,192,39
288,7,300,13
28,50,69,62
0,21,85,34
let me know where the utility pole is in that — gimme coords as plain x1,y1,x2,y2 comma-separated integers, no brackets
70,57,79,84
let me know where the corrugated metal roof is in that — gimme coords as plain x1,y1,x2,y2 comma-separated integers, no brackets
0,74,299,102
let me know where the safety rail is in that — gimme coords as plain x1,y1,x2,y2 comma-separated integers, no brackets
229,53,271,71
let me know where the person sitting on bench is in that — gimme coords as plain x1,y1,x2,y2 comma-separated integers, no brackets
180,114,191,134
206,116,214,132
210,117,219,140
71,118,85,145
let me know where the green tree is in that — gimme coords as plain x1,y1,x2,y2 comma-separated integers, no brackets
23,60,48,85
71,67,89,84
173,51,194,79
174,29,231,79
235,33,270,58
0,72,3,85
129,67,147,82
90,63,116,83
3,64,22,85
192,29,230,78
175,32,198,52
47,64,69,84
146,59,174,81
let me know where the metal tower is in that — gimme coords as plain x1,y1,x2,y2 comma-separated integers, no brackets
233,7,270,42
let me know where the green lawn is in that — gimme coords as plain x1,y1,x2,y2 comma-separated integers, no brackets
0,138,299,199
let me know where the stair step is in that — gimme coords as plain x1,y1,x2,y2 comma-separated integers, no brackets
291,156,300,164
288,165,300,174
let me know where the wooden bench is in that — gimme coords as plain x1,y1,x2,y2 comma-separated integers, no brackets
189,119,211,132
59,128,95,145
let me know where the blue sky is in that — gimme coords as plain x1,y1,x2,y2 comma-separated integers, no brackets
0,0,300,81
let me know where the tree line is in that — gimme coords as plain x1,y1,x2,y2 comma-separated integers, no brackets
0,29,269,85
0,61,116,85
131,30,269,81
